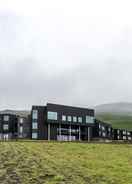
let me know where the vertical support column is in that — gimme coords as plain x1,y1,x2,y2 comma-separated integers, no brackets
69,125,71,141
79,126,81,141
59,124,61,141
48,123,50,141
88,127,90,142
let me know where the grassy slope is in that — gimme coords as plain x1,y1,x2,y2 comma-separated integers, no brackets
96,113,132,130
1,142,132,184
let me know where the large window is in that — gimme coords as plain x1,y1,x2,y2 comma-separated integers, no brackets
86,116,94,123
68,116,72,122
32,122,38,129
32,110,38,120
48,111,58,120
4,115,9,121
73,116,77,123
3,124,9,130
32,133,38,139
62,115,66,121
78,117,82,123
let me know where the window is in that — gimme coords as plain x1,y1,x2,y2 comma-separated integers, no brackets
123,136,126,140
73,116,77,123
68,116,72,122
48,111,57,120
62,115,66,121
123,130,126,134
32,133,38,139
86,116,94,123
20,118,23,124
20,126,23,133
102,126,105,131
4,115,9,121
32,110,38,120
78,117,82,123
127,132,131,135
3,124,9,130
102,132,106,137
32,122,38,129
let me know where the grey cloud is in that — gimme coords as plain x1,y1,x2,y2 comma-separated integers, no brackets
0,3,132,110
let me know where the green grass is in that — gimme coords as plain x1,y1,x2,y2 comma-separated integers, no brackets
96,113,132,130
0,141,132,184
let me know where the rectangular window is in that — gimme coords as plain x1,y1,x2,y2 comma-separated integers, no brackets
20,118,23,124
102,126,105,131
73,116,77,122
3,124,9,130
48,111,57,120
32,110,38,120
4,115,9,121
78,117,82,123
32,133,38,139
127,132,131,135
20,126,23,133
86,116,94,123
62,115,66,121
68,116,72,122
32,122,38,129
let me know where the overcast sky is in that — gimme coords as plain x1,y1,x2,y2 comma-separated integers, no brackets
0,0,132,110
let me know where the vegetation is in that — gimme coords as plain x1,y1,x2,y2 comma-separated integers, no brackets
0,141,132,184
96,113,132,130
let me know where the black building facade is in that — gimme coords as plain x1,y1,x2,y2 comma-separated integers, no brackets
31,103,95,141
0,114,18,139
93,119,112,140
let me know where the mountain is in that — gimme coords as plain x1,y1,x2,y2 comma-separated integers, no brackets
95,102,132,130
95,102,132,116
0,110,30,117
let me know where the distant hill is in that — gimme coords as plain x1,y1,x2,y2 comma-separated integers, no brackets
95,102,132,130
95,102,132,116
0,110,30,117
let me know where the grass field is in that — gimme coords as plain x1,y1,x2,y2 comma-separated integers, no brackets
96,113,132,130
0,142,132,184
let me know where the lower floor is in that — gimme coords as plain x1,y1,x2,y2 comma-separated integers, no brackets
32,123,93,141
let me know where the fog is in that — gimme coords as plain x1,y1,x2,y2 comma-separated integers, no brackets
0,0,132,109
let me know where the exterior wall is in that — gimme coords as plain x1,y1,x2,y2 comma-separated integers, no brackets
93,119,112,140
0,114,18,139
18,115,31,139
31,103,95,141
31,106,48,140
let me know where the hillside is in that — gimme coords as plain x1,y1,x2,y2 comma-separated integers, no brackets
0,109,30,117
1,141,132,184
95,102,132,130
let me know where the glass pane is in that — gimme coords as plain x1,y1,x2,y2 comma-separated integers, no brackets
48,111,58,120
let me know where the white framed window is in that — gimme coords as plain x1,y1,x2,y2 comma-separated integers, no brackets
86,116,94,123
127,132,131,135
32,122,38,129
4,115,9,121
48,111,57,120
32,133,38,139
78,117,82,123
32,110,38,120
73,116,77,122
68,116,72,122
3,124,9,130
62,115,66,121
